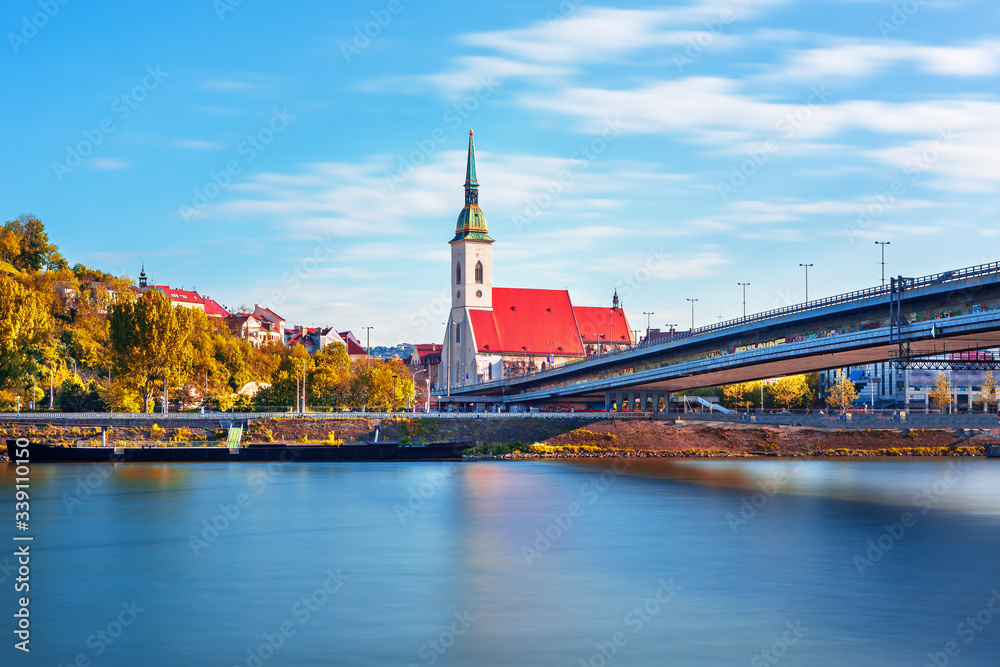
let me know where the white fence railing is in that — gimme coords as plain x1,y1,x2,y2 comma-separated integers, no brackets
0,411,623,421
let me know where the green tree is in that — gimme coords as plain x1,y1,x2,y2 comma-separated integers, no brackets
0,276,52,390
826,374,858,413
108,290,193,412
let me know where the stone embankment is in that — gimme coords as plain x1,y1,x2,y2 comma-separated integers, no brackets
2,416,996,459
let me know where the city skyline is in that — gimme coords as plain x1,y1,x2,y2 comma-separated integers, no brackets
4,0,999,346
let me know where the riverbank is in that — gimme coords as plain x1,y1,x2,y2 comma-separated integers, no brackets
2,416,996,460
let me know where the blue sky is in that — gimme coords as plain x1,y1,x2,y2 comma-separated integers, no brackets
3,0,999,345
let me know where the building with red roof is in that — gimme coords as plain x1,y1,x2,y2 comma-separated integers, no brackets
439,132,633,389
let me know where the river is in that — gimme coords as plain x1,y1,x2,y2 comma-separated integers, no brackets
3,458,1000,665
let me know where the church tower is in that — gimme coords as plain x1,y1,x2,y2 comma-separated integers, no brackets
450,130,493,311
443,131,494,389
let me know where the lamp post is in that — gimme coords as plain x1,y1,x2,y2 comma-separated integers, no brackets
442,322,452,398
363,326,374,357
737,282,750,318
664,324,678,342
687,299,698,330
642,312,654,340
799,264,813,303
875,241,890,286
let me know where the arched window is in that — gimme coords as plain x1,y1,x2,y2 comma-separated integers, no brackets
475,261,484,284
455,326,461,343
456,262,461,284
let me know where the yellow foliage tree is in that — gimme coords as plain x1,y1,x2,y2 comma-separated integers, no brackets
928,373,953,412
981,371,998,413
826,374,858,413
0,275,52,390
772,375,810,409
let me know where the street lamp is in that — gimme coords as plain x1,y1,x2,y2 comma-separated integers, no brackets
799,264,813,303
687,299,698,330
875,241,890,286
664,324,678,341
363,326,374,357
737,282,750,318
642,312,654,340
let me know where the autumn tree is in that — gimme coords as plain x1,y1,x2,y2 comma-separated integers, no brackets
772,375,810,409
981,371,998,413
826,374,858,413
2,214,65,272
108,290,193,412
309,342,351,406
0,276,52,391
722,381,757,411
350,359,414,410
928,372,954,413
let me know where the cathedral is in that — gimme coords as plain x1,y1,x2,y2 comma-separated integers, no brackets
439,131,633,389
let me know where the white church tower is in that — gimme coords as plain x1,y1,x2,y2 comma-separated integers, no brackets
442,131,494,389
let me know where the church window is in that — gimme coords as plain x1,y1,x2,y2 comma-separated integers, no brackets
456,262,461,284
456,326,461,343
475,261,483,284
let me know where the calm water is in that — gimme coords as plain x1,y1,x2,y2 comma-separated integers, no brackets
3,458,1000,666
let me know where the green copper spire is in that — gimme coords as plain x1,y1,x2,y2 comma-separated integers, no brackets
465,129,478,188
451,129,493,243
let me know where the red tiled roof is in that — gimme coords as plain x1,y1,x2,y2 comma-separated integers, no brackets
203,298,229,318
254,306,284,323
469,288,584,355
573,306,633,343
414,344,442,359
156,285,205,304
346,339,367,356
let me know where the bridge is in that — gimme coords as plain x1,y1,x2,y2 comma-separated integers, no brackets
437,261,1000,411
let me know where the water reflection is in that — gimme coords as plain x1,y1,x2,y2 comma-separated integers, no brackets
2,460,999,666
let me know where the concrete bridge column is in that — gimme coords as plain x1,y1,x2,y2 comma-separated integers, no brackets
605,392,614,412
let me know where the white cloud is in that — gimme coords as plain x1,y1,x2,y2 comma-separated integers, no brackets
775,39,1000,81
89,158,128,170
